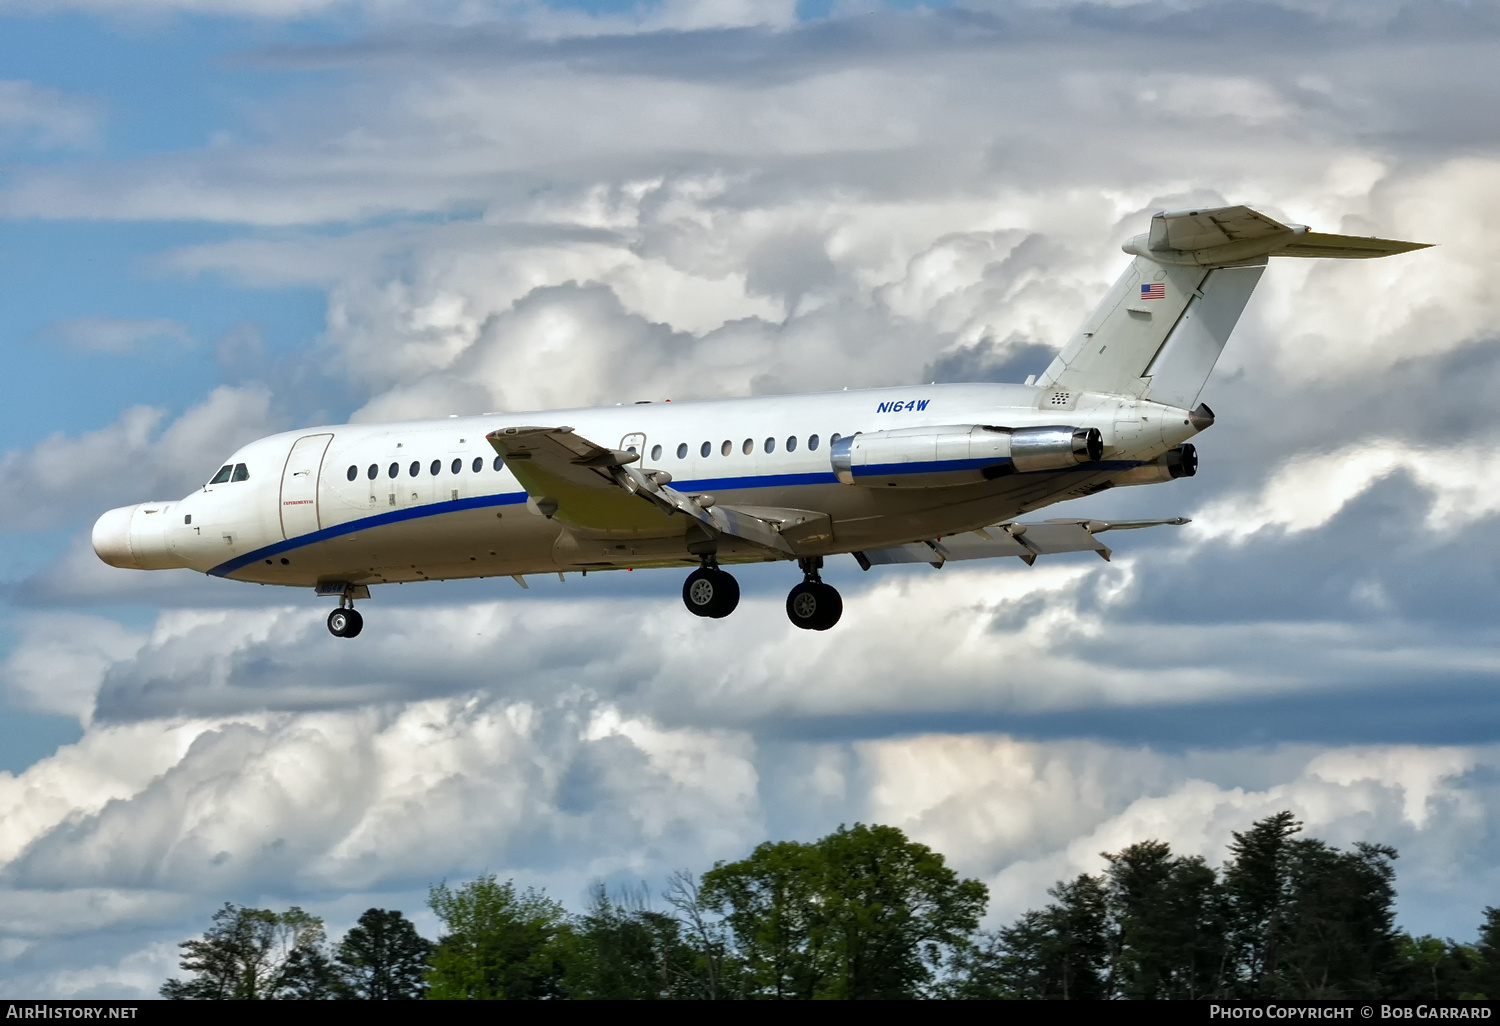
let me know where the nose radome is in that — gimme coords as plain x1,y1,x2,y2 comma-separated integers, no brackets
93,502,181,570
93,505,138,568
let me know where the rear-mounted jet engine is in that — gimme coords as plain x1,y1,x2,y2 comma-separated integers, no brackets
829,424,1104,487
1112,444,1197,486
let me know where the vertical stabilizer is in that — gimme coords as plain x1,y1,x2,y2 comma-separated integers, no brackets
1141,263,1263,409
1036,256,1210,400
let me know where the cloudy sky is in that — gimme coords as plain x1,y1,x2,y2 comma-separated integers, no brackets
4,0,1500,997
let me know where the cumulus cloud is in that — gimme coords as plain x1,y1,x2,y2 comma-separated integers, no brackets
861,733,1500,931
0,385,278,530
4,702,1498,996
0,615,145,723
1191,437,1500,543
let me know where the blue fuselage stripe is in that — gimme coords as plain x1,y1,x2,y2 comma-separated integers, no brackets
209,491,528,577
674,471,839,491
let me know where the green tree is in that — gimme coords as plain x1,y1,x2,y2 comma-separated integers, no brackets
945,875,1114,1002
425,875,570,999
1274,838,1398,998
1031,873,1113,999
702,822,987,999
1218,813,1400,998
664,869,738,999
1220,810,1302,996
1103,841,1226,999
1465,906,1500,999
701,838,825,998
336,908,434,1000
161,903,331,1000
562,884,704,999
1387,933,1479,1001
966,812,1409,1002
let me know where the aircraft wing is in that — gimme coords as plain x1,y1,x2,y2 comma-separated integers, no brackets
487,426,797,556
856,517,1189,569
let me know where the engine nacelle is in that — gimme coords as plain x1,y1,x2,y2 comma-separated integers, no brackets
830,424,1103,487
1112,444,1198,486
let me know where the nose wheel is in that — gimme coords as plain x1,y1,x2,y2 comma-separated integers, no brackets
327,606,364,638
682,564,740,618
786,557,842,631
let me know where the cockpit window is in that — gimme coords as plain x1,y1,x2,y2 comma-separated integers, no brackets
231,463,250,482
209,465,233,485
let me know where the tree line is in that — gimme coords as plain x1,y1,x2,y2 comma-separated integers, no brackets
161,816,1500,999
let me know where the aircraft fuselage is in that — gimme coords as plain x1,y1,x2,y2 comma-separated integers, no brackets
93,382,1197,590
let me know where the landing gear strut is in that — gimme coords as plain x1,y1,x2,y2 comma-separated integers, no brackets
682,560,740,619
327,589,364,638
786,557,842,631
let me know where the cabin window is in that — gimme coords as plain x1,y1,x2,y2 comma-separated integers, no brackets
209,465,233,485
651,444,662,461
431,460,441,476
786,436,797,453
677,443,688,459
830,433,841,444
367,464,378,480
741,438,753,455
451,458,462,474
388,462,399,479
409,461,420,477
493,456,504,471
764,437,775,454
346,465,358,481
472,457,483,473
700,441,711,458
720,440,731,456
807,435,820,452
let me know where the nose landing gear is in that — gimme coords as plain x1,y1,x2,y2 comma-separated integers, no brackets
786,557,842,631
326,584,366,638
682,560,740,618
327,607,364,638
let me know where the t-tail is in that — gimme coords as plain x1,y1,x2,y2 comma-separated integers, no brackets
1035,205,1431,408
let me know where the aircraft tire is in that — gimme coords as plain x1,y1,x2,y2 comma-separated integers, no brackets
327,608,364,638
683,567,740,619
786,581,842,631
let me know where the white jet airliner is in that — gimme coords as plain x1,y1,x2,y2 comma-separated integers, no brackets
93,205,1427,637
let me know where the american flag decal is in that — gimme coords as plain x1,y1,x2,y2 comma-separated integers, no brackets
1141,283,1166,299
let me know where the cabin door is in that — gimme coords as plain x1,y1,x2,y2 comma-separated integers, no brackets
620,432,649,467
280,433,333,539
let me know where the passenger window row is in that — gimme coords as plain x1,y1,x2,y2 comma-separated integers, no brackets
346,456,504,482
664,435,838,461
342,434,843,484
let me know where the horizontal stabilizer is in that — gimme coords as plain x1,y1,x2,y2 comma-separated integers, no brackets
1274,232,1431,260
1124,205,1431,268
857,517,1188,568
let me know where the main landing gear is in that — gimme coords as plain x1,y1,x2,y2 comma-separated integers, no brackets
680,557,842,630
682,561,741,619
786,557,841,632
